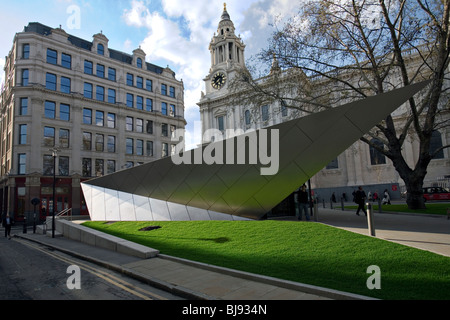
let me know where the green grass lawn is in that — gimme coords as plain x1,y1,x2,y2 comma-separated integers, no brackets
345,203,449,215
83,220,450,300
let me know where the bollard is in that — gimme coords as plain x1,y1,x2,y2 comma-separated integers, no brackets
314,202,318,222
341,197,344,211
367,203,376,237
378,197,382,213
23,216,27,233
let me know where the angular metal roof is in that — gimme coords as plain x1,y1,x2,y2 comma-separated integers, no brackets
82,81,429,221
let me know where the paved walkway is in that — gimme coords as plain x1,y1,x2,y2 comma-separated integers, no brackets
316,207,450,257
11,206,450,300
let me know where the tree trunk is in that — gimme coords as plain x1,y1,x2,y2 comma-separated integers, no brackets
390,153,428,210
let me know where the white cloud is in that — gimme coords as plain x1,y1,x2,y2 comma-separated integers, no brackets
122,0,276,146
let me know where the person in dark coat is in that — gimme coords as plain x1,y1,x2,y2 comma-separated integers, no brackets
354,186,367,216
2,214,13,239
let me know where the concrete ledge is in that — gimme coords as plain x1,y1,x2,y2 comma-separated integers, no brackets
55,219,159,259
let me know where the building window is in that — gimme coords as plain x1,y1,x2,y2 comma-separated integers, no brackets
146,79,152,91
326,158,339,169
60,77,71,93
162,143,168,157
126,138,134,155
83,108,92,124
59,156,69,176
146,120,153,134
126,117,133,131
20,98,28,115
107,113,116,128
95,159,104,177
60,104,70,121
108,68,116,81
84,60,93,74
261,105,269,122
108,89,116,104
19,124,27,145
18,154,26,175
46,73,57,91
97,64,105,78
45,101,56,119
125,161,134,169
217,116,224,131
161,102,167,115
146,98,153,112
136,96,143,110
170,125,176,138
137,58,142,69
43,127,55,147
136,139,143,155
136,76,143,88
107,136,116,153
43,155,54,176
136,118,143,133
61,53,71,69
169,86,175,98
170,104,176,117
96,111,104,126
430,130,444,159
370,139,386,165
23,44,30,59
161,84,167,96
146,141,153,156
22,69,29,86
59,129,69,148
82,158,92,177
161,123,168,137
245,110,251,125
126,93,134,108
106,160,115,174
95,134,104,152
84,82,93,99
47,49,57,64
82,132,92,150
97,43,104,55
281,100,288,117
126,73,133,86
96,86,105,101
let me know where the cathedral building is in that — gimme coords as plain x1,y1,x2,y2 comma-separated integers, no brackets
198,5,449,214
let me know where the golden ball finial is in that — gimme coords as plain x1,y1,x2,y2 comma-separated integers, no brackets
224,3,227,11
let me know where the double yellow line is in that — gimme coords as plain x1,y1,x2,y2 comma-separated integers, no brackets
14,238,168,300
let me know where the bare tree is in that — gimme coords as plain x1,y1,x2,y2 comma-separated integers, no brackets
229,0,449,209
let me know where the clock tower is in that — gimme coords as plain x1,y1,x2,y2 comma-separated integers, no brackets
203,3,246,95
198,3,246,142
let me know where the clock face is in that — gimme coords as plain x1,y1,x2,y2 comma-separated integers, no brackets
211,72,226,89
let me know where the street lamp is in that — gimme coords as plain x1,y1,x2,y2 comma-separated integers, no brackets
50,147,59,238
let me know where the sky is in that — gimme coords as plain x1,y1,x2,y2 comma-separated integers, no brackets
0,0,301,148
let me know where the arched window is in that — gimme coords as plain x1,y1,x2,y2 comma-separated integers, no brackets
245,110,251,125
137,58,143,68
430,130,444,159
97,43,104,55
370,139,386,165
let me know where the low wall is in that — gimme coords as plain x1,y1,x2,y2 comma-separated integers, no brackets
55,219,159,259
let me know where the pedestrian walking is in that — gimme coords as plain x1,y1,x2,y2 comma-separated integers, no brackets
382,189,391,205
297,185,311,221
354,186,367,216
2,214,13,239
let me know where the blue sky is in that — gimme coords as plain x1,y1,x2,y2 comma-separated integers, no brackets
0,0,301,147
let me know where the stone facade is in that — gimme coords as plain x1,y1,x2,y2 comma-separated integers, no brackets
0,23,186,220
